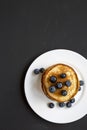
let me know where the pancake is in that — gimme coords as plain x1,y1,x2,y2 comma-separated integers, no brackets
41,64,80,102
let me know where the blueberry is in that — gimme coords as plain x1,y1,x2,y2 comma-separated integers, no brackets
40,68,45,73
49,86,56,93
70,98,75,103
80,80,84,86
66,102,72,108
48,103,55,108
61,90,67,96
60,73,66,78
59,102,65,107
34,69,40,74
56,82,63,89
78,87,81,91
65,80,71,87
50,76,57,83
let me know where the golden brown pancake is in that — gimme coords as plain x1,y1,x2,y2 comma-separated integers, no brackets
41,64,80,102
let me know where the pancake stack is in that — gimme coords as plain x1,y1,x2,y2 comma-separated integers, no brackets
41,64,80,102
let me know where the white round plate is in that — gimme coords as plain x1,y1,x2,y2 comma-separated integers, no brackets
24,49,87,124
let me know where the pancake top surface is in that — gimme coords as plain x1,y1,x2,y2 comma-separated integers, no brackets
41,64,79,102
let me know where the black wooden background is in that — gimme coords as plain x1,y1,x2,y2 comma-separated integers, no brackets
0,1,87,130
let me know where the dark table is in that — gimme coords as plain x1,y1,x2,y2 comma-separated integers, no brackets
0,0,87,130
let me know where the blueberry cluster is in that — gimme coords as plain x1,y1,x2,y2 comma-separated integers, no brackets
34,68,45,74
59,99,75,108
33,68,84,109
48,98,75,109
48,80,84,109
49,74,71,96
